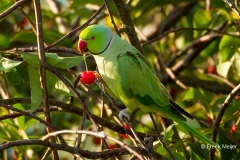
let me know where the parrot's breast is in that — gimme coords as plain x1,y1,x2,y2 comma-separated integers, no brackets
93,54,139,112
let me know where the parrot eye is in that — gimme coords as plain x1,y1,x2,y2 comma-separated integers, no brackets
90,36,95,40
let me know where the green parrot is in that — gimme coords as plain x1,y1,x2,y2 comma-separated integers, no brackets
78,24,216,145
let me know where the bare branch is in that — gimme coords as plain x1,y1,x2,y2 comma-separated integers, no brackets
33,0,59,159
45,3,105,50
0,0,30,20
0,98,159,140
209,83,240,159
42,130,145,160
112,0,143,53
0,139,166,159
222,0,240,19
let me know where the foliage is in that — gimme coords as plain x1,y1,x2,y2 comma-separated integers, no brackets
0,0,240,159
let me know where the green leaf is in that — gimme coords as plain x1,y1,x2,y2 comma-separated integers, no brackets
54,56,84,69
24,114,45,130
13,104,25,129
186,118,201,129
190,143,208,160
193,9,211,37
233,53,240,77
21,52,40,67
47,71,74,96
183,87,211,102
16,65,29,82
4,68,23,85
21,52,60,67
11,31,36,43
0,56,22,70
0,0,13,13
163,124,175,143
21,52,83,69
28,65,42,113
0,131,10,141
219,35,240,62
0,33,11,49
171,152,186,160
216,61,233,78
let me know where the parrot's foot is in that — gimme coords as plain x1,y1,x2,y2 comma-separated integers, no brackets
119,108,130,121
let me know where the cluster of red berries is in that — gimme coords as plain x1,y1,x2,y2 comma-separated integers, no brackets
119,125,130,138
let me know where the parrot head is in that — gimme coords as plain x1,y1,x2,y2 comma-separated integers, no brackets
78,25,113,54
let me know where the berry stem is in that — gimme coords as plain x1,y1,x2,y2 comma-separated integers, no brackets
83,55,88,71
236,115,240,125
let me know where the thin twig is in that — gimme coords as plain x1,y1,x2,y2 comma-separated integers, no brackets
0,103,55,131
2,46,81,56
15,0,48,47
222,0,240,19
0,139,166,159
141,25,237,46
150,45,188,90
104,0,120,36
160,33,221,83
135,26,188,90
41,148,52,160
209,83,240,160
189,132,207,159
73,85,90,152
42,130,145,160
45,3,105,50
0,97,160,140
122,117,150,160
0,0,30,20
112,0,144,53
33,0,59,159
149,113,175,160
95,75,149,158
46,64,101,131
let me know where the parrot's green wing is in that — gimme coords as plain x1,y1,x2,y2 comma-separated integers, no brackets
117,51,186,121
116,51,217,145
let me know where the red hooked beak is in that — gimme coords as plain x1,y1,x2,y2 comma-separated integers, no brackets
78,39,87,54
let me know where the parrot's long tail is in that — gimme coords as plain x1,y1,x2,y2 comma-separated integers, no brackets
172,117,217,146
170,99,193,120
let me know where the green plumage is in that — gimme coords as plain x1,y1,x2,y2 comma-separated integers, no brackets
79,25,217,145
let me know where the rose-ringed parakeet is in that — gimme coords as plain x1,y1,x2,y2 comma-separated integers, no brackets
78,24,216,145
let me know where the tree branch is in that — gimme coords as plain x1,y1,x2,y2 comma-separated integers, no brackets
33,0,59,159
112,0,143,53
0,0,30,20
45,3,105,50
0,98,159,140
222,0,240,19
209,83,240,160
0,139,167,159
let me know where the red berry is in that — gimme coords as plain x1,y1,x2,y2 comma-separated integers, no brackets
170,87,177,98
207,66,216,74
109,144,115,150
19,18,27,28
93,137,101,145
231,124,238,133
119,134,128,138
80,71,96,84
235,94,240,101
206,114,213,124
119,125,130,138
124,125,130,130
